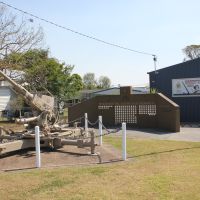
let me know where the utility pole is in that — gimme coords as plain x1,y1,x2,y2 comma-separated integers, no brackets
153,55,158,89
153,55,157,73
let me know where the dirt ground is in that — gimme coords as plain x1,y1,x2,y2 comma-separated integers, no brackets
0,122,122,171
0,142,122,171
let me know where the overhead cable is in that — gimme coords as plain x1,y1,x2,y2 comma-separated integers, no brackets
0,1,156,57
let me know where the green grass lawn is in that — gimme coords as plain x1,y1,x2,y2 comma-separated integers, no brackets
1,137,200,200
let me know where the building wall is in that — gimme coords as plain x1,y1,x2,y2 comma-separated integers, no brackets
69,87,180,132
0,86,12,111
149,58,200,122
0,80,10,86
0,86,16,111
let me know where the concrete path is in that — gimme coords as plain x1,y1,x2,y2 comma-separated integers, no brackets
105,127,200,142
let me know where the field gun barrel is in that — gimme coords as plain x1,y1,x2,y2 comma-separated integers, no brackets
16,116,38,124
0,70,54,112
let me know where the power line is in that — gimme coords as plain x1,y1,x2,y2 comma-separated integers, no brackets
0,1,156,58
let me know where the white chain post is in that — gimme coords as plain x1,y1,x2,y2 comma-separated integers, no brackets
85,113,88,137
122,122,127,161
98,116,103,146
35,126,41,168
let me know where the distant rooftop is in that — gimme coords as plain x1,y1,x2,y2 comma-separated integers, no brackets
78,86,149,100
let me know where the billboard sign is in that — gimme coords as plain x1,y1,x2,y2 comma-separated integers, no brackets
172,78,200,97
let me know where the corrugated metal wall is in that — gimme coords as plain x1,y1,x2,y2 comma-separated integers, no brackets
149,58,200,122
0,87,11,111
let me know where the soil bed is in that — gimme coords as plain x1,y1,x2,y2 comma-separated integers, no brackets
0,142,122,171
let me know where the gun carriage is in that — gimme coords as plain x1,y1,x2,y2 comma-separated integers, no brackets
0,70,96,155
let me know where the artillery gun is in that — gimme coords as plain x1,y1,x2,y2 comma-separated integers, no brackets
0,70,97,156
0,69,56,134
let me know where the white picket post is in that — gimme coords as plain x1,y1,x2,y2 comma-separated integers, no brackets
98,116,103,146
35,126,41,168
122,122,127,161
85,113,88,137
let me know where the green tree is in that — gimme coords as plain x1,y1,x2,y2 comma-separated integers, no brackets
183,45,200,60
83,73,97,89
6,49,83,99
97,76,111,89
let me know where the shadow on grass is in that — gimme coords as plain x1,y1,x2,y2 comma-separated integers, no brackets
2,143,200,172
128,146,200,158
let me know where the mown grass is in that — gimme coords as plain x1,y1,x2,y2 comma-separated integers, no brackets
1,137,200,200
104,136,200,157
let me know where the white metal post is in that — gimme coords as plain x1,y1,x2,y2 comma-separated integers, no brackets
122,122,127,161
85,113,88,137
98,116,103,146
35,126,41,168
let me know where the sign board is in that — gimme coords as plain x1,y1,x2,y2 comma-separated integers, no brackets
172,78,200,97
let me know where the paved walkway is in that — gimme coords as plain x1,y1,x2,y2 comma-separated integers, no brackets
106,127,200,142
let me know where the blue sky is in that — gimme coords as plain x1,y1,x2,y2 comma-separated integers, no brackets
2,0,200,86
